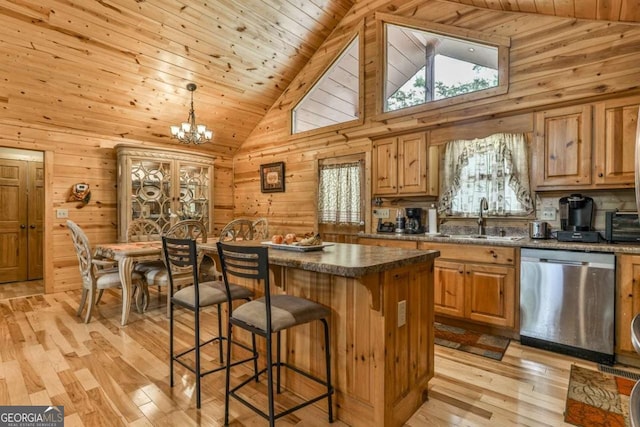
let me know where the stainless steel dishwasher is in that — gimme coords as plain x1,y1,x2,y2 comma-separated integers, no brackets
520,248,615,364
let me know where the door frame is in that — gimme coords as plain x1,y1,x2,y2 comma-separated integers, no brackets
0,147,52,292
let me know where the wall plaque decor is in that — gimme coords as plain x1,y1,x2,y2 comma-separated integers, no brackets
260,162,285,193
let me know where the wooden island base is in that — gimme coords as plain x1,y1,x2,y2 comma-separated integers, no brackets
204,242,438,427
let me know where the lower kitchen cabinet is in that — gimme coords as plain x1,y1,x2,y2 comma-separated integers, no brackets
420,242,518,330
616,254,640,358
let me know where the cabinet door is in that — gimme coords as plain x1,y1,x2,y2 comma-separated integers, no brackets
397,133,427,195
176,160,212,232
372,138,397,195
593,97,639,186
616,255,640,355
533,105,592,188
129,157,173,234
464,264,515,328
434,260,465,318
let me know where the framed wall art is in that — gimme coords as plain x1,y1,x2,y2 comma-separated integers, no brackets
260,161,285,193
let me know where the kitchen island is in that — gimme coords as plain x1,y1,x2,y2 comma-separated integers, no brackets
200,242,440,427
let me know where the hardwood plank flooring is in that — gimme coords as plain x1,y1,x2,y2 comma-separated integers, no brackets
0,288,626,426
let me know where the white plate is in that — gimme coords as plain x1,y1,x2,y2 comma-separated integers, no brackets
261,241,334,252
140,185,162,201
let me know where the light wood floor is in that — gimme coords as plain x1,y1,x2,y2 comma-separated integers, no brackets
0,288,620,426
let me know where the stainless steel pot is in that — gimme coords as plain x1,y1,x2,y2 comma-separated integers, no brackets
529,221,549,239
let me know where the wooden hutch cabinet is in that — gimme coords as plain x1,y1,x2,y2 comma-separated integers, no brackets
116,144,215,242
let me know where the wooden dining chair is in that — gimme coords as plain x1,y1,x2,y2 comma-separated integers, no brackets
67,220,143,323
163,236,256,409
217,241,334,426
144,220,217,311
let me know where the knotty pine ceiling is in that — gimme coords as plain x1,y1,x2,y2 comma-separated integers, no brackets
1,0,639,157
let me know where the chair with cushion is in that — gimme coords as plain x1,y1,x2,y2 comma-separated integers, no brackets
143,220,210,310
67,220,143,323
163,236,256,409
127,218,165,309
217,242,334,426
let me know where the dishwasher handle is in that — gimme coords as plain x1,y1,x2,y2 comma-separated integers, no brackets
521,256,614,270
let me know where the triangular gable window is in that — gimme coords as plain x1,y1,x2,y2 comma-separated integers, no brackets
292,35,361,134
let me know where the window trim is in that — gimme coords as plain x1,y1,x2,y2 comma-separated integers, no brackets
288,24,365,138
374,13,511,121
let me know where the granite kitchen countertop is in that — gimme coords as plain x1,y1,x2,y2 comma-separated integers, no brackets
200,241,440,278
357,232,640,254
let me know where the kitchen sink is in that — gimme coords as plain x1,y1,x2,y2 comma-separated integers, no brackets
439,234,524,242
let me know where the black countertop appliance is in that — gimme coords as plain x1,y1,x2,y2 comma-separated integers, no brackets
557,194,600,242
405,208,425,234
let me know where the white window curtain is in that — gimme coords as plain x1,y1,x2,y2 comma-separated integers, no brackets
439,133,533,216
318,161,362,224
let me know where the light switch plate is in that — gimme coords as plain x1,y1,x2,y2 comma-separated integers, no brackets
56,209,69,219
373,208,390,219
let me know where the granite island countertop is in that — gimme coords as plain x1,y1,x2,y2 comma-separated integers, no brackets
357,232,640,254
200,241,440,277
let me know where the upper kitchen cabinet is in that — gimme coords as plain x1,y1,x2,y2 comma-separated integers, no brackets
533,105,592,190
116,145,215,243
593,95,639,187
372,132,438,196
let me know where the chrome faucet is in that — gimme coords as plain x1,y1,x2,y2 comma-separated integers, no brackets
478,197,489,235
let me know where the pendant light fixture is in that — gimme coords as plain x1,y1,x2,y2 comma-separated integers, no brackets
169,83,213,144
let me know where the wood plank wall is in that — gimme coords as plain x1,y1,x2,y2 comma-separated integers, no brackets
0,123,233,293
233,0,640,236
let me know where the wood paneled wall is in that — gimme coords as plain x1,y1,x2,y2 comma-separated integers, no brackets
233,0,640,235
0,123,233,293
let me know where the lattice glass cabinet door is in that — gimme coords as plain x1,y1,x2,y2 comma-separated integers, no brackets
177,161,210,226
116,145,215,242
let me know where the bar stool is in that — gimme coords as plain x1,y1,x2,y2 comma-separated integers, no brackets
217,242,334,426
162,236,256,409
630,313,640,427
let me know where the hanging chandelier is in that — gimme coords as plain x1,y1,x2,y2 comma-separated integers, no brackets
169,83,213,144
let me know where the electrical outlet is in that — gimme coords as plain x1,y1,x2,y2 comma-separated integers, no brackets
397,300,406,327
56,209,68,219
542,207,556,221
373,208,390,219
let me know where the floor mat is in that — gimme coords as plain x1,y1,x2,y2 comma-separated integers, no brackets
565,364,635,427
434,322,510,361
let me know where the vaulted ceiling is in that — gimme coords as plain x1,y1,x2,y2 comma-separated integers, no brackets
1,0,638,157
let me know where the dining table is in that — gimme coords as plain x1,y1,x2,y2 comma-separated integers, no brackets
93,241,163,326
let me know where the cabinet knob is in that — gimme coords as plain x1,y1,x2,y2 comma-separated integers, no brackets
20,224,26,229
598,173,604,178
30,225,36,229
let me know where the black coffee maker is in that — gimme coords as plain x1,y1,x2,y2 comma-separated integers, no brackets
557,194,599,242
405,208,424,234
